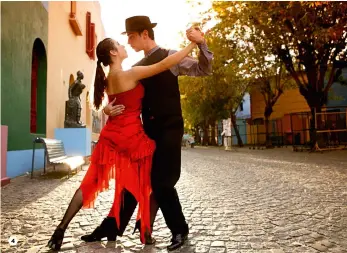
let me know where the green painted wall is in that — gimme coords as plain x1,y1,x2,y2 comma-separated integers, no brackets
1,2,48,151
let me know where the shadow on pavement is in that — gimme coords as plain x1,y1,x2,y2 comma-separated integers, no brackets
1,165,86,214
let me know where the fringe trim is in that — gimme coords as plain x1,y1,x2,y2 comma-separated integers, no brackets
80,140,154,243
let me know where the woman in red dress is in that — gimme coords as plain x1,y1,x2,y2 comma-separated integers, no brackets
47,38,196,250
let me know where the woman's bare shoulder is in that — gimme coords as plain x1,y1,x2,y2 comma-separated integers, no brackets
107,71,137,94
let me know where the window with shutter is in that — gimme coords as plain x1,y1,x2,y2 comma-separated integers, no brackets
86,12,96,60
71,1,76,17
90,23,95,60
86,12,91,55
69,1,82,36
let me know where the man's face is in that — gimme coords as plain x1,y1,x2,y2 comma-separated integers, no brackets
127,32,145,52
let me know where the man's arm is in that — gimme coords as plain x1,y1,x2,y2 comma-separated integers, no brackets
170,28,213,76
125,43,196,81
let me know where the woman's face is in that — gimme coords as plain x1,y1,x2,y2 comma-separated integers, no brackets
113,40,128,60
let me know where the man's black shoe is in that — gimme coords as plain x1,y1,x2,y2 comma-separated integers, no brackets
167,230,189,251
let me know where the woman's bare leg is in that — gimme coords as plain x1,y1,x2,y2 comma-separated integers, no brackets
47,188,83,250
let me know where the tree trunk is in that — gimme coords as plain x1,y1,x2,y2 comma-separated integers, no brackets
194,125,200,144
297,84,328,148
210,120,217,146
231,113,243,147
264,105,274,148
264,115,273,148
301,88,325,148
203,122,209,146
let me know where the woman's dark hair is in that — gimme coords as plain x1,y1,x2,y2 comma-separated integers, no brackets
93,38,117,110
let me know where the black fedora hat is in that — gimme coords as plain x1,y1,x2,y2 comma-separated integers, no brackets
121,16,157,35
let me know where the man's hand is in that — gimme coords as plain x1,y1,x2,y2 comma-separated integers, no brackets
103,97,125,116
186,27,205,44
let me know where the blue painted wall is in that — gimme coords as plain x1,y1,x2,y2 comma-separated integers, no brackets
232,119,247,145
7,149,45,178
7,127,92,178
54,128,91,157
235,93,251,119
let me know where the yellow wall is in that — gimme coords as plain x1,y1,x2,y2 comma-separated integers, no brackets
247,124,266,145
46,1,105,138
251,88,310,121
250,86,311,145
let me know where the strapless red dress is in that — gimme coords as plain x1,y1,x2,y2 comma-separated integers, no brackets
79,84,155,242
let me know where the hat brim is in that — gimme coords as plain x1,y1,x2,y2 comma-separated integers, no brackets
121,23,157,35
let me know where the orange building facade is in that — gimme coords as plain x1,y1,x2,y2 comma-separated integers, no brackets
47,1,106,141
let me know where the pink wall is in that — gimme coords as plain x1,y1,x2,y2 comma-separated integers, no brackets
1,125,10,186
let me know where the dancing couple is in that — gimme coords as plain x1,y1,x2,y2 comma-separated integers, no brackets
48,15,213,251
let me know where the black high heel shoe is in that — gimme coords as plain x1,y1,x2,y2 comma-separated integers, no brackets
133,220,156,245
47,227,65,250
81,217,118,242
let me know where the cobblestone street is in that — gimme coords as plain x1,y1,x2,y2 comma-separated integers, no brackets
1,147,347,253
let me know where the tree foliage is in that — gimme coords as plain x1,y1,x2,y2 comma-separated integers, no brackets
181,1,346,147
179,26,249,145
201,1,347,146
207,1,347,110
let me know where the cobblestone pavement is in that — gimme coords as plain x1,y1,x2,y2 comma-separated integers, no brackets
1,147,347,253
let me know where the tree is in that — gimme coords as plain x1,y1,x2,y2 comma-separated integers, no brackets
202,25,250,147
243,35,294,147
250,65,296,147
231,25,291,148
207,1,347,146
180,74,231,146
203,6,287,148
180,76,216,145
179,25,250,147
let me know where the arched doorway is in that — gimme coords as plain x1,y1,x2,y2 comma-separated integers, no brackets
30,38,47,134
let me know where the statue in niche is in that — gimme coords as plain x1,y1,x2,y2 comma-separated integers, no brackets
64,71,86,128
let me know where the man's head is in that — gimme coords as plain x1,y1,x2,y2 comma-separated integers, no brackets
127,29,155,52
122,16,156,52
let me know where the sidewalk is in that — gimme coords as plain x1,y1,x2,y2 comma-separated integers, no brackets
1,146,347,252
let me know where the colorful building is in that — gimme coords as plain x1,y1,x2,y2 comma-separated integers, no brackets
249,68,347,146
1,1,49,184
1,1,105,183
232,92,251,145
250,86,310,145
46,1,105,140
220,92,251,146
